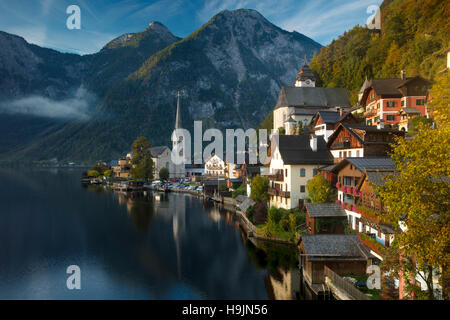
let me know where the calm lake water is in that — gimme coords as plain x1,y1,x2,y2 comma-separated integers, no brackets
0,168,300,300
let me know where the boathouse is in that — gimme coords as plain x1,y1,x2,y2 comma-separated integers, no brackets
298,234,372,291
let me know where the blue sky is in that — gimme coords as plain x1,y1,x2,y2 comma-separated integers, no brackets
0,0,382,55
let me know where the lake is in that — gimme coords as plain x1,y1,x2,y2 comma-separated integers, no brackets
0,168,301,300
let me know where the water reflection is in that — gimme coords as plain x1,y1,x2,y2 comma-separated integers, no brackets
0,168,307,299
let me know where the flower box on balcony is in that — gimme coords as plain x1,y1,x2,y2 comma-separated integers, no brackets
336,200,340,204
346,187,351,194
358,233,384,254
341,187,345,192
352,187,358,195
336,182,340,189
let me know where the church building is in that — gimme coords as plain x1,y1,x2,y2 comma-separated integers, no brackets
273,61,352,133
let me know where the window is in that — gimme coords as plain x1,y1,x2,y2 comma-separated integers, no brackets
285,168,288,177
387,101,396,108
401,100,405,107
313,169,318,176
356,150,360,157
386,115,395,121
377,103,380,109
416,99,425,106
339,151,342,158
300,185,305,193
300,168,306,177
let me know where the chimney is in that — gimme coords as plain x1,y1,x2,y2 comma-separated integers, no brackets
377,119,385,129
401,70,406,80
339,107,344,117
310,135,317,152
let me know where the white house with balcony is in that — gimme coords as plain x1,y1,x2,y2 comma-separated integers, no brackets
268,134,334,209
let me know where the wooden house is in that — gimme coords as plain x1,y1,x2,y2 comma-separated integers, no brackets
303,203,348,235
298,235,372,288
326,123,404,163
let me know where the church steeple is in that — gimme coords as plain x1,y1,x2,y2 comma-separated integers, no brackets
295,55,316,87
175,91,182,129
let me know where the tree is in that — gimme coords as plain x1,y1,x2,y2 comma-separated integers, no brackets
409,116,433,133
250,175,269,202
130,137,154,181
87,170,99,177
159,167,169,181
377,74,450,299
306,174,334,203
232,183,247,198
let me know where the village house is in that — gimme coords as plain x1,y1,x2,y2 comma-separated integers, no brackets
310,109,358,142
326,123,404,163
359,71,432,128
303,203,348,235
268,134,334,209
353,168,398,247
331,158,398,253
204,154,226,176
332,157,395,211
185,164,204,181
111,154,133,178
273,63,352,132
298,234,373,293
149,146,174,180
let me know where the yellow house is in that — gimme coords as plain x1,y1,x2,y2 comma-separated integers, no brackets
268,134,334,209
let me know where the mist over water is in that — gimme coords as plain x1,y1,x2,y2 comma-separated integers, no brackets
0,86,96,120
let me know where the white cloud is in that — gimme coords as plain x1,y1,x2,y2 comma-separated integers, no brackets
280,0,382,40
0,87,96,120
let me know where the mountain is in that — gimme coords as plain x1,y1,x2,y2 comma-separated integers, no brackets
0,9,322,163
310,0,449,104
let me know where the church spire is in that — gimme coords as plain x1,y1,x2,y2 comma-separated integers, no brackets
175,91,182,129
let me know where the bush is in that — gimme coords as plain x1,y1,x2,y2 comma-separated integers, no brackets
246,205,255,223
88,170,100,177
232,183,247,198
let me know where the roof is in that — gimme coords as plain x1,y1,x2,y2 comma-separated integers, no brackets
295,63,316,82
365,169,396,187
400,107,421,114
359,76,432,103
359,77,370,94
203,179,227,186
313,110,354,125
284,116,297,123
300,235,371,261
326,123,404,147
370,78,405,96
239,197,256,212
149,146,169,157
235,195,247,203
332,157,396,173
275,87,351,109
273,135,334,165
305,203,347,218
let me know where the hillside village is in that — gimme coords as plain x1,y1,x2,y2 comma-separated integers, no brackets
88,48,450,300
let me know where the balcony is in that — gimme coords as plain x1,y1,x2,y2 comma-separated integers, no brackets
279,190,290,198
364,109,377,117
268,187,290,198
267,170,284,182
